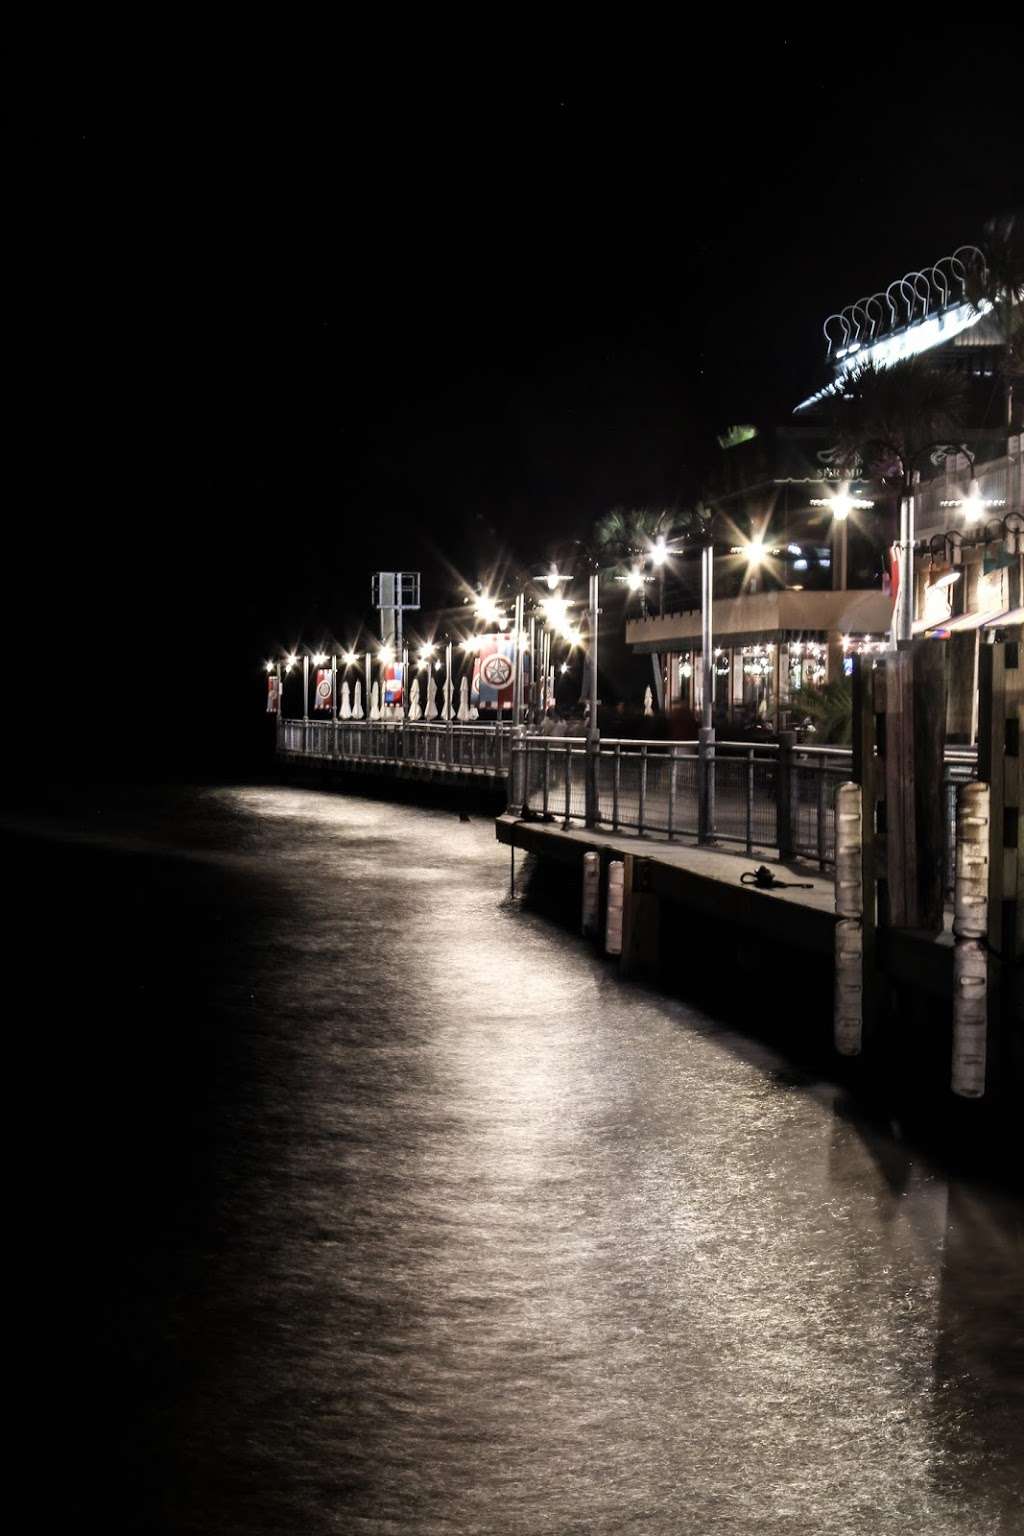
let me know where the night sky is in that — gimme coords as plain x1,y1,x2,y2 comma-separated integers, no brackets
7,34,1022,775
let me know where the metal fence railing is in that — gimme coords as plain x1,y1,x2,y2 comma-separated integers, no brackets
512,735,978,875
278,718,977,882
279,719,511,775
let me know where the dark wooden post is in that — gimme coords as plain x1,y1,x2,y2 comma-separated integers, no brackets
977,640,1023,1093
620,854,660,980
884,639,947,933
851,656,879,1042
777,729,795,860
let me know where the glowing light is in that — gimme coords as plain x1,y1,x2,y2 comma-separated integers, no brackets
343,651,358,666
417,643,436,663
543,563,569,591
541,595,571,629
312,652,328,665
931,570,962,590
475,594,503,624
745,541,766,565
626,566,644,591
650,536,668,567
810,488,874,518
559,662,569,675
265,662,275,673
379,644,395,665
562,627,582,648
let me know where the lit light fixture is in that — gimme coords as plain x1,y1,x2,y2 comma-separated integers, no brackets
559,662,569,675
961,480,984,523
312,652,328,666
417,643,436,664
343,651,358,666
541,595,571,629
265,662,275,673
379,644,395,665
810,486,875,520
543,563,569,591
940,478,1006,524
745,540,767,565
475,594,503,625
930,570,962,590
650,536,668,567
626,566,644,591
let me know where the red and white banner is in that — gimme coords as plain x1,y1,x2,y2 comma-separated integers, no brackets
266,675,280,713
471,634,527,712
383,663,404,706
314,668,334,711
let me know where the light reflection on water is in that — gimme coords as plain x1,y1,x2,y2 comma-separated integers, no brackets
15,784,1024,1533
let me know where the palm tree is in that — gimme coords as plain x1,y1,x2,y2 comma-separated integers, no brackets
965,211,1024,430
966,214,1023,612
830,357,969,641
592,505,680,564
791,678,852,745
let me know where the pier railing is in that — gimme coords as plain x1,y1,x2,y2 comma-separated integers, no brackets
511,735,977,878
277,717,975,884
280,718,512,774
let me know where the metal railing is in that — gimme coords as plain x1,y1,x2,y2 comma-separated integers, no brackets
279,718,511,775
278,717,976,885
512,735,978,876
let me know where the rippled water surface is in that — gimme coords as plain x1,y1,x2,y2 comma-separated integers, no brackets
10,784,1023,1534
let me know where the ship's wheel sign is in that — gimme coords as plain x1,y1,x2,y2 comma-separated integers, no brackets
481,654,513,689
317,678,332,700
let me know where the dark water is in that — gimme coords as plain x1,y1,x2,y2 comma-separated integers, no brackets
8,784,1023,1534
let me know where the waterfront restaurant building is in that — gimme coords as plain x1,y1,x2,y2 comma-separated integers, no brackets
627,249,1022,737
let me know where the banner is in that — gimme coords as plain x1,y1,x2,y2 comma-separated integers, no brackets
470,634,529,712
314,668,333,711
266,675,280,714
383,663,404,706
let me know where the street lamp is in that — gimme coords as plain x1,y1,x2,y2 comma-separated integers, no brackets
811,486,875,591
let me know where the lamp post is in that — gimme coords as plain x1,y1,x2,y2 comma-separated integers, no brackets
812,485,875,593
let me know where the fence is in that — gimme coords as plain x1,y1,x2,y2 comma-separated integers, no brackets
279,718,511,775
278,718,976,885
512,735,977,879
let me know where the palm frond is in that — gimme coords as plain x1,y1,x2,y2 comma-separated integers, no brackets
791,679,852,745
830,358,968,481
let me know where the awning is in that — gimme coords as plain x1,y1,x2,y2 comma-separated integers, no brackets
925,607,1008,636
985,606,1022,629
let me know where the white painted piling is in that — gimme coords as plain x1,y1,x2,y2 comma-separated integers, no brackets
952,781,990,1099
582,851,600,936
834,782,863,1056
605,859,624,956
